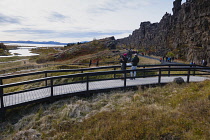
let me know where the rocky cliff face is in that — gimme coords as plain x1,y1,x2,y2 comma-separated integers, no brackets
117,0,210,64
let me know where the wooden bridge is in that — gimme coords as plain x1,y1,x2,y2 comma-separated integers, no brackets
1,64,210,120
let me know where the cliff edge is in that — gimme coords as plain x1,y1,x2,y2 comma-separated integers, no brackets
117,0,210,64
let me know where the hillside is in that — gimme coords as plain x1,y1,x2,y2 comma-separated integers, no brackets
0,80,210,139
34,36,120,64
117,0,210,64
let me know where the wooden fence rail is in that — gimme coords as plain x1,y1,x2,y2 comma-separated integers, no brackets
0,64,209,120
0,61,121,74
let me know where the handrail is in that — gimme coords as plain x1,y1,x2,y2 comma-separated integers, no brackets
0,61,121,74
1,64,210,120
1,66,209,92
0,63,199,80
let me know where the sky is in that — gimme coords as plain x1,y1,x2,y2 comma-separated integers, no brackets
0,0,186,43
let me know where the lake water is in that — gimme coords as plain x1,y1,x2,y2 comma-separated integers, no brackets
0,43,64,57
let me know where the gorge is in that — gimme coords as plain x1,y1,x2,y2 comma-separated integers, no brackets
117,0,210,64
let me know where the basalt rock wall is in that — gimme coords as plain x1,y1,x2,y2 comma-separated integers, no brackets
117,0,210,64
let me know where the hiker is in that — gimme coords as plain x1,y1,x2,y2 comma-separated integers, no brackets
190,61,196,67
167,57,171,62
127,49,132,62
171,57,175,62
120,54,128,70
201,59,204,65
166,57,168,62
130,54,139,80
89,59,92,67
203,60,207,66
96,60,99,67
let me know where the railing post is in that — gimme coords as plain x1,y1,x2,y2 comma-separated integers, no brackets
158,68,161,85
0,77,3,85
143,66,145,78
81,70,84,81
45,72,48,86
86,74,89,91
168,66,171,77
124,70,127,91
114,67,116,79
0,78,5,121
50,79,54,97
193,65,196,76
187,69,190,83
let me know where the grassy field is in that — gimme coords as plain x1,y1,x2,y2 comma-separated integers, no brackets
1,80,210,140
0,56,29,62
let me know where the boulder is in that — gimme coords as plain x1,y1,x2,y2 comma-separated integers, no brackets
173,77,185,84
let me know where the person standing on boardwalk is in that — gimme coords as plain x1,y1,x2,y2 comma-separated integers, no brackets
89,59,92,67
203,60,207,66
120,54,128,70
130,54,139,80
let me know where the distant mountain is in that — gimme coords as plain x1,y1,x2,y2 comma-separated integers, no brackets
0,40,68,45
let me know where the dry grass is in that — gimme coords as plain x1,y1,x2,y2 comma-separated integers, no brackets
138,56,161,65
1,80,210,140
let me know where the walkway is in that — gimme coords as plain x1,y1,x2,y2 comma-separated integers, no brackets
2,75,209,109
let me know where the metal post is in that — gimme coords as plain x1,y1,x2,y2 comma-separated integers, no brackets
86,75,89,91
168,66,171,77
143,66,145,78
81,70,84,81
158,68,161,85
50,79,53,97
0,78,3,85
193,65,196,76
187,69,190,83
45,72,48,86
124,70,127,91
0,78,5,121
114,68,116,79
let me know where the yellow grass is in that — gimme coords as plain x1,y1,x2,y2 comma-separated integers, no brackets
1,80,210,140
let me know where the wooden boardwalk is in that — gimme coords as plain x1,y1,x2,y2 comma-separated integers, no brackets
1,76,209,109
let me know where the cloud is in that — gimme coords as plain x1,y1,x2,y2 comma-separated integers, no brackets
4,28,55,34
0,14,21,24
48,12,68,22
2,27,131,43
0,0,174,42
3,28,130,38
60,30,131,38
89,0,153,14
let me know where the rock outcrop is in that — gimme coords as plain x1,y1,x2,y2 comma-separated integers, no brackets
117,0,210,64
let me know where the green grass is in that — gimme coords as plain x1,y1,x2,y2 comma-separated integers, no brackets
0,56,28,62
1,80,210,140
0,62,22,71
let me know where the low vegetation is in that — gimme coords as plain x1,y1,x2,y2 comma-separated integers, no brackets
1,80,210,140
1,38,208,139
0,43,10,56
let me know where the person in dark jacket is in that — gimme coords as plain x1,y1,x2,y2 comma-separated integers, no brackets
120,54,128,70
130,54,139,79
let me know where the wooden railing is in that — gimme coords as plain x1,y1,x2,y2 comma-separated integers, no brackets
0,61,120,74
0,64,209,120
